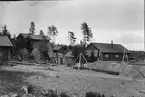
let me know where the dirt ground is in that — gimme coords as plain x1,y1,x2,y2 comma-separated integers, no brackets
1,64,145,97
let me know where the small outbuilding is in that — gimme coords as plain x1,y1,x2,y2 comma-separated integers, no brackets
63,51,75,65
0,36,13,63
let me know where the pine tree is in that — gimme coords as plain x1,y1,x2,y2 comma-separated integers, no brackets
68,31,76,46
1,25,11,39
39,30,44,36
29,21,35,34
47,25,58,44
81,22,93,47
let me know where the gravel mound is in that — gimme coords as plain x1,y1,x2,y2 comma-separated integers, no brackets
121,65,145,80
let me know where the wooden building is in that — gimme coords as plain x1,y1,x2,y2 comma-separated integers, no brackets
16,33,52,61
52,45,67,64
63,51,75,65
0,36,13,63
85,41,130,61
16,33,51,49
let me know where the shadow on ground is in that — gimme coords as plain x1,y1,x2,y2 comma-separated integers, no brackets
72,67,120,75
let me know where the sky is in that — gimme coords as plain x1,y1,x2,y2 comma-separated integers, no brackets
0,0,144,50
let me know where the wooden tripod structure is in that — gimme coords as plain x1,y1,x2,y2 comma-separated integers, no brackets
70,53,88,70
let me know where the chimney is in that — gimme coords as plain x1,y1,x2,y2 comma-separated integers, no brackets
111,40,113,47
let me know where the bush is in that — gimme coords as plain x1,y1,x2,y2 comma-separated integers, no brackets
86,92,97,97
85,92,106,97
41,89,58,97
60,92,70,97
27,85,34,94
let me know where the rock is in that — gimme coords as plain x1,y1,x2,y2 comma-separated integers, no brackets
9,93,19,97
22,94,35,97
0,95,9,97
121,82,125,85
56,76,59,78
72,93,79,97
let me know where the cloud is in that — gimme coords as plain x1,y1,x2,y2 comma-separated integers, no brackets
0,0,143,50
115,33,144,50
75,0,144,31
0,2,7,26
27,1,59,7
115,33,144,43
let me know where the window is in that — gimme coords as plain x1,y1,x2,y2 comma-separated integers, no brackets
105,54,108,58
85,50,91,57
116,55,119,58
93,50,98,57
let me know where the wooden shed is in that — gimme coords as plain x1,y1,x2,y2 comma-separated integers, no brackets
64,51,75,65
0,36,13,63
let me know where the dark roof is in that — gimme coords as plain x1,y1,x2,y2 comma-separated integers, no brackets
64,51,74,58
53,46,63,51
48,51,56,58
0,36,13,47
89,42,130,53
48,52,63,58
18,33,51,40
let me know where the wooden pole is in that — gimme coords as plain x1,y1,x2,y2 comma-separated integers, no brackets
125,52,128,63
100,50,103,61
78,53,81,70
81,53,91,69
101,52,103,61
122,48,125,62
8,48,10,61
74,54,80,65
82,53,87,63
98,50,101,61
127,54,128,63
144,24,145,61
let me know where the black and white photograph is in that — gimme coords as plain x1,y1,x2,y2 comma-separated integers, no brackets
0,0,144,97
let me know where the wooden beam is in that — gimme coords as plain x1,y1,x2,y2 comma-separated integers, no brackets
78,53,81,70
70,53,80,69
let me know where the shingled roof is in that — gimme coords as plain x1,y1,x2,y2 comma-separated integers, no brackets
53,46,63,51
89,42,130,53
0,36,13,47
64,51,74,58
19,33,51,40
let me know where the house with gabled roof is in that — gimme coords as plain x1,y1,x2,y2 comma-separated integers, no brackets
16,33,51,49
16,33,52,61
85,41,131,61
0,36,13,62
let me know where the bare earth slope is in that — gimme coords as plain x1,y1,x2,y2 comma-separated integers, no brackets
1,65,145,97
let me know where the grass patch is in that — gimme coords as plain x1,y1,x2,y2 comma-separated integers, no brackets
0,70,36,95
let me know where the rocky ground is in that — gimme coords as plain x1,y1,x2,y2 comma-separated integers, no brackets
1,64,145,97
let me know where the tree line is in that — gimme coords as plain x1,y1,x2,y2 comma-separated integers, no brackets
0,21,95,62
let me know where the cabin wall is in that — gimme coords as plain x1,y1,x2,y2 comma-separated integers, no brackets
0,47,10,62
31,40,50,50
85,44,99,57
102,53,126,61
